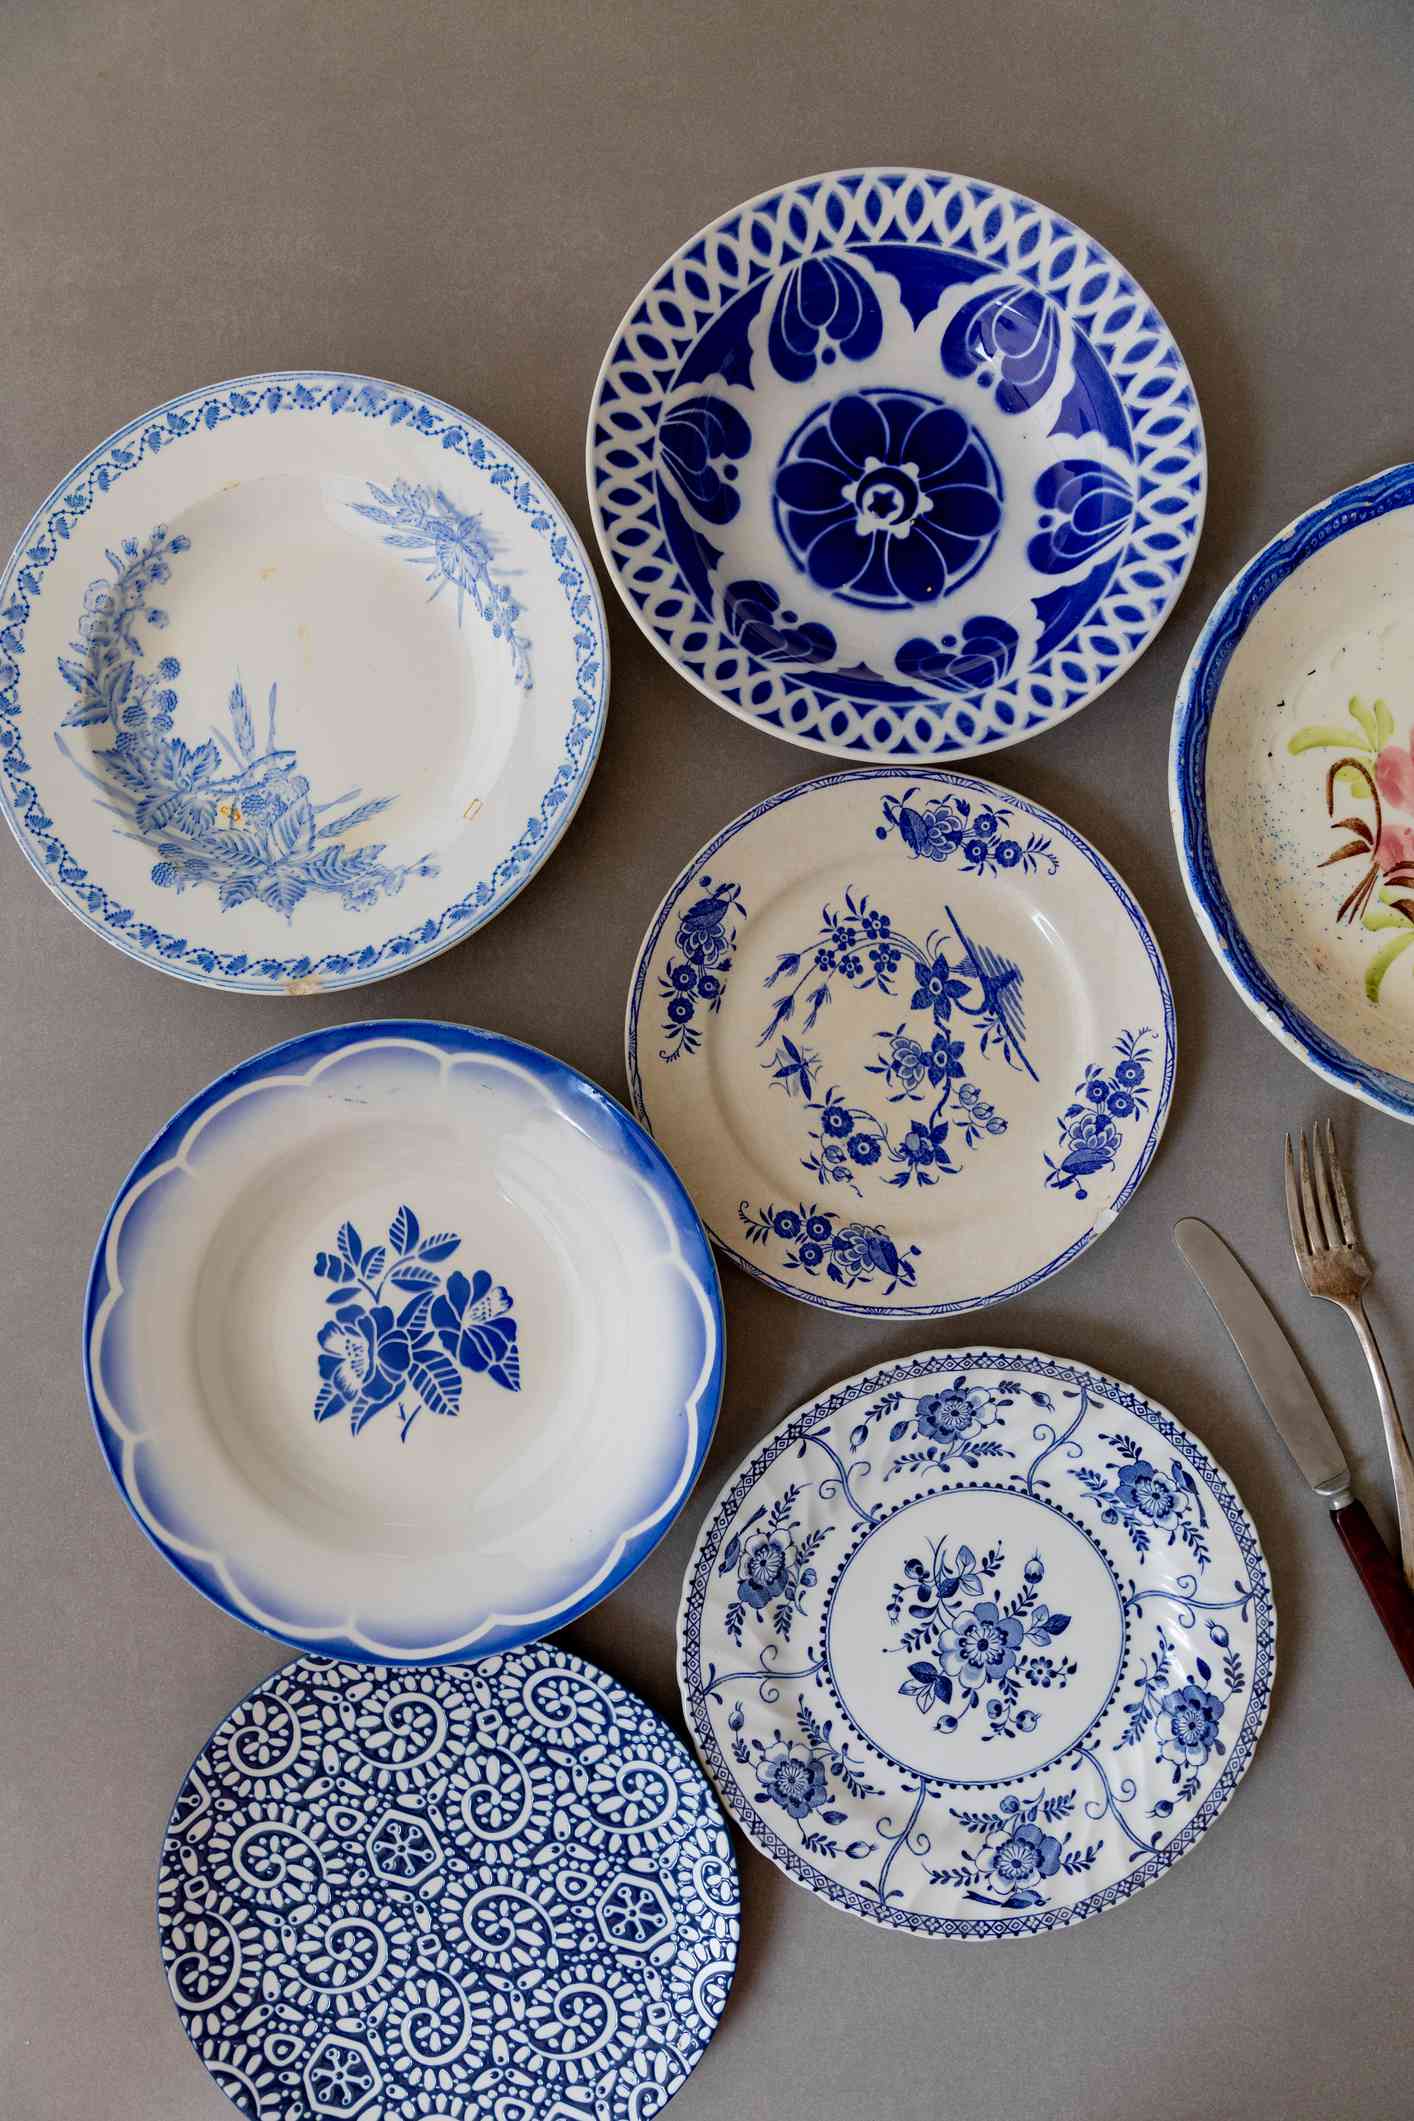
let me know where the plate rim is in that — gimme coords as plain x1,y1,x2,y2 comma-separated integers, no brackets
1169,460,1414,1123
84,1017,725,1662
675,1343,1277,1941
0,369,610,993
156,1641,742,2110
625,765,1177,1317
586,163,1206,764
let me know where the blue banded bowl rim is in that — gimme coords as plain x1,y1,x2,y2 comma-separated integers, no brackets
1170,462,1414,1123
0,370,610,993
625,766,1177,1318
84,1018,725,1662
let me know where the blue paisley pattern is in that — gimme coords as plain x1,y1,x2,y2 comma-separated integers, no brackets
766,254,884,384
1028,460,1133,575
940,280,1065,414
312,1202,520,1441
159,1648,739,2120
658,396,753,524
773,390,1002,607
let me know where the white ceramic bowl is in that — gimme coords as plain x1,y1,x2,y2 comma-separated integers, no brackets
85,1022,723,1660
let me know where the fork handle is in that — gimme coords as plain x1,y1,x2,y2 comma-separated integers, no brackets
1332,1497,1414,1686
1347,1298,1414,1594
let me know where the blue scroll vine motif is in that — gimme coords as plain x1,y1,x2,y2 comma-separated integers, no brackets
312,1203,520,1441
56,525,437,919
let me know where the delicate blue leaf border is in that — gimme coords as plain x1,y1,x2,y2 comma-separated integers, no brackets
626,768,1177,1318
588,166,1205,762
84,1020,724,1663
1171,461,1414,1122
0,373,609,992
677,1348,1275,1939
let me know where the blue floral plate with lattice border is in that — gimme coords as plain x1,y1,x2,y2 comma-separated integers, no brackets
678,1348,1274,1940
0,372,607,992
158,1644,739,2118
589,169,1203,762
85,1021,723,1661
626,768,1175,1317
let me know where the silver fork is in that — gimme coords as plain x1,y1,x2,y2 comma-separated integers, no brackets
1284,1120,1414,1591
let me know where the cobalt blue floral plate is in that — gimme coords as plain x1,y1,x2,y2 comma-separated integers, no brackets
1172,463,1414,1122
85,1021,723,1660
589,169,1203,762
159,1644,739,2118
626,769,1175,1316
0,372,607,992
679,1349,1274,1939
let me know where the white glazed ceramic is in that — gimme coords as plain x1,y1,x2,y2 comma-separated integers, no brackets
1173,464,1414,1120
85,1022,723,1660
0,373,607,991
159,1646,739,2119
627,770,1174,1316
679,1348,1275,1939
589,168,1204,763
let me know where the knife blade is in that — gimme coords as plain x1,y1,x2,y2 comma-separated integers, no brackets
1173,1217,1351,1503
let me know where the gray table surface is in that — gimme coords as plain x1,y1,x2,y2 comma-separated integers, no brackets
4,3,1414,2116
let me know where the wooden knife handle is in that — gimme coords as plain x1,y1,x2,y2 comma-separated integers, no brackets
1332,1497,1414,1686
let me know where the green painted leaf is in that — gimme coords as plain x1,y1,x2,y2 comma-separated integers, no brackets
1364,929,1414,1004
1288,725,1372,755
1374,697,1395,750
1363,903,1414,932
1347,696,1380,750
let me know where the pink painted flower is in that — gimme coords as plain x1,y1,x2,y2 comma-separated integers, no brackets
1375,734,1414,872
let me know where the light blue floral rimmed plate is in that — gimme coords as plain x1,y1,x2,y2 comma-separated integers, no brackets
589,167,1204,762
0,372,607,992
85,1021,723,1661
678,1348,1275,1940
626,768,1175,1317
1172,463,1414,1122
158,1643,739,2118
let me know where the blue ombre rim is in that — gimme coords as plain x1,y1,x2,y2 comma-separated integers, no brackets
1170,464,1414,1123
84,1020,725,1661
626,768,1177,1318
0,372,609,992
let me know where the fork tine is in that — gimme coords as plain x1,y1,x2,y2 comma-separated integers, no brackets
1311,1121,1342,1253
1283,1132,1310,1261
1323,1117,1358,1245
1298,1128,1327,1251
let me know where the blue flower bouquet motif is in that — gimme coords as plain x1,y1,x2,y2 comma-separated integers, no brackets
773,391,1002,607
887,1538,1076,1743
1073,1432,1210,1566
1044,1027,1153,1196
878,786,1058,876
57,527,435,919
348,480,531,685
658,874,746,1060
313,1203,520,1440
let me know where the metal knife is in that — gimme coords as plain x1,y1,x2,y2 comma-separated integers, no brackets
1175,1216,1414,1687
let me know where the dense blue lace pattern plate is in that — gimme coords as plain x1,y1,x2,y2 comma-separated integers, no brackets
158,1646,739,2118
589,169,1204,762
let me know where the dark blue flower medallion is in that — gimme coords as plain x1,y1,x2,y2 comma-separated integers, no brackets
773,390,1002,608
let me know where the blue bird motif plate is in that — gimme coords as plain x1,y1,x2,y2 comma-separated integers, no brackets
679,1349,1274,1939
0,372,607,991
589,169,1203,761
158,1644,739,2117
627,769,1175,1316
85,1022,723,1660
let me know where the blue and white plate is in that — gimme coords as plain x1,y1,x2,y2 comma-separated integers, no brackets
589,168,1203,762
1172,464,1414,1122
679,1349,1274,1939
86,1021,723,1659
159,1644,739,2118
627,770,1174,1317
0,372,607,991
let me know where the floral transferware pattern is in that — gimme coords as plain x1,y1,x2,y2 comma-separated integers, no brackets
348,480,532,686
1288,694,1414,1001
658,874,745,1060
159,1646,738,2119
591,169,1203,763
680,1349,1274,1938
57,525,436,919
1043,1028,1154,1197
888,1537,1076,1743
312,1203,520,1441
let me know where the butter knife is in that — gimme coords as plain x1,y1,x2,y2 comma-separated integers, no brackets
1175,1216,1414,1686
